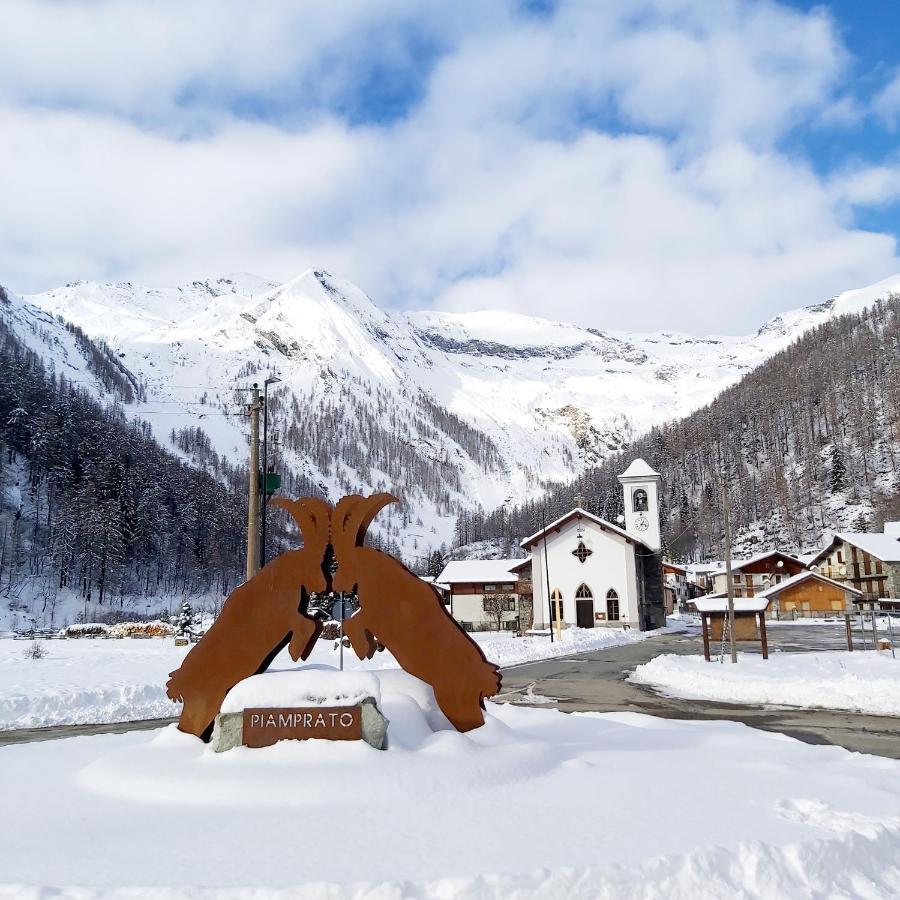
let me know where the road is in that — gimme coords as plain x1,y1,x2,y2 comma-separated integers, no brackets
2,623,898,756
498,627,900,759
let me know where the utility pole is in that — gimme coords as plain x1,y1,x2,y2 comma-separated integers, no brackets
722,476,737,664
246,383,261,581
259,375,281,568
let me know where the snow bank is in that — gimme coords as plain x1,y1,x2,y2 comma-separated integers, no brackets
0,623,681,729
2,702,900,896
221,667,381,713
472,623,679,667
630,650,900,716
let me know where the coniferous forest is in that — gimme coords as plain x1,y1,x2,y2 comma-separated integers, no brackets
0,294,248,624
462,295,900,560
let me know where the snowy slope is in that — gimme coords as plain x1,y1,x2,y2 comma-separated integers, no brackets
7,269,900,554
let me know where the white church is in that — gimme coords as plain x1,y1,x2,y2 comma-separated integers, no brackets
520,459,666,632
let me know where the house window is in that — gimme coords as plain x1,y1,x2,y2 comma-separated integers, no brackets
550,589,564,621
506,598,516,611
572,542,593,564
460,622,473,632
575,583,593,598
502,583,515,591
633,489,648,512
483,584,497,592
837,550,844,564
503,620,518,631
606,589,620,621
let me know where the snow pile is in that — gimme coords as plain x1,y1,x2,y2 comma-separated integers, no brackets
630,650,900,716
473,623,681,667
2,699,900,895
0,639,190,729
221,667,381,713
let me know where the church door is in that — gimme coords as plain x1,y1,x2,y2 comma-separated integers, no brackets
575,583,594,629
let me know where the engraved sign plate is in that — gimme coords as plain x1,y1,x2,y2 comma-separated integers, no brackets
242,705,362,747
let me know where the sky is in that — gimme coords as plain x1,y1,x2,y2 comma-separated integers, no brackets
2,1,900,333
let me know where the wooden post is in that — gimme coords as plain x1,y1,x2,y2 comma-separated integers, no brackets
845,612,853,652
701,613,711,661
722,478,737,663
759,611,768,660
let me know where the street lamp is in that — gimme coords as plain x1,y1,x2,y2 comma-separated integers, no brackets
260,375,282,566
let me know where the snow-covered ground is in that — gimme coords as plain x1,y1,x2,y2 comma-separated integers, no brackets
1,674,899,897
0,626,674,729
630,650,900,716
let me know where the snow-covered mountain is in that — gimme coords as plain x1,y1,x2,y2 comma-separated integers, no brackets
6,269,900,555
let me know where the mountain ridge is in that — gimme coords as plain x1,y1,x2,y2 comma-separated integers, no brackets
6,267,900,556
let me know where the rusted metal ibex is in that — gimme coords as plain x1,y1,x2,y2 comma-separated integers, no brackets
332,493,501,732
167,493,501,739
166,497,330,739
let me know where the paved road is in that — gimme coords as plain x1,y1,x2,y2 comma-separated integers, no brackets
3,624,898,756
498,628,900,759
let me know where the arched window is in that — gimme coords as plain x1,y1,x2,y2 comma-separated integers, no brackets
606,589,620,621
633,489,648,512
550,588,564,621
575,583,592,598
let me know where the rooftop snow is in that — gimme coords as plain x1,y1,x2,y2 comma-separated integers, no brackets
438,560,520,584
755,570,862,600
618,457,661,479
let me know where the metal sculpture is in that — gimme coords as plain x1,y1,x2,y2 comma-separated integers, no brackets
166,497,330,740
166,493,501,740
331,493,501,732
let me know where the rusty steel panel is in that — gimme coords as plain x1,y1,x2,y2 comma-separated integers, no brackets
242,706,362,747
165,493,502,742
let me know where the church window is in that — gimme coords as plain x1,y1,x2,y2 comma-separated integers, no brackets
572,541,593,564
606,589,620,621
575,583,592,598
633,489,648,512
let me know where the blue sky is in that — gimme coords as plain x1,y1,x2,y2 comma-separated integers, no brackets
2,0,900,333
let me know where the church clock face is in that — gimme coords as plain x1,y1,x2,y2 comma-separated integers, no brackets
634,514,650,532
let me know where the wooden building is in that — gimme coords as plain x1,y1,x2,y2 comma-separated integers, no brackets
809,524,900,608
691,595,770,660
753,570,862,615
711,550,807,598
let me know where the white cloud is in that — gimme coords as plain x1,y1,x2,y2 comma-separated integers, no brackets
0,0,897,333
873,69,900,128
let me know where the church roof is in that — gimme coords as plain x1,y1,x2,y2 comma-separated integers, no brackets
520,507,653,552
618,458,661,480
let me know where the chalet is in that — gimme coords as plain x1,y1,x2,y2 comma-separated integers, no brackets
711,551,807,598
809,524,900,608
437,560,521,631
754,570,862,615
520,459,666,632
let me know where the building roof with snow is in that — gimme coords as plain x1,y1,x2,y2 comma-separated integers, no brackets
437,560,520,585
691,595,770,613
618,458,661,480
519,507,652,552
710,550,806,577
754,569,862,600
811,531,900,565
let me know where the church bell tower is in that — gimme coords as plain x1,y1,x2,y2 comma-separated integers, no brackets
618,458,662,552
